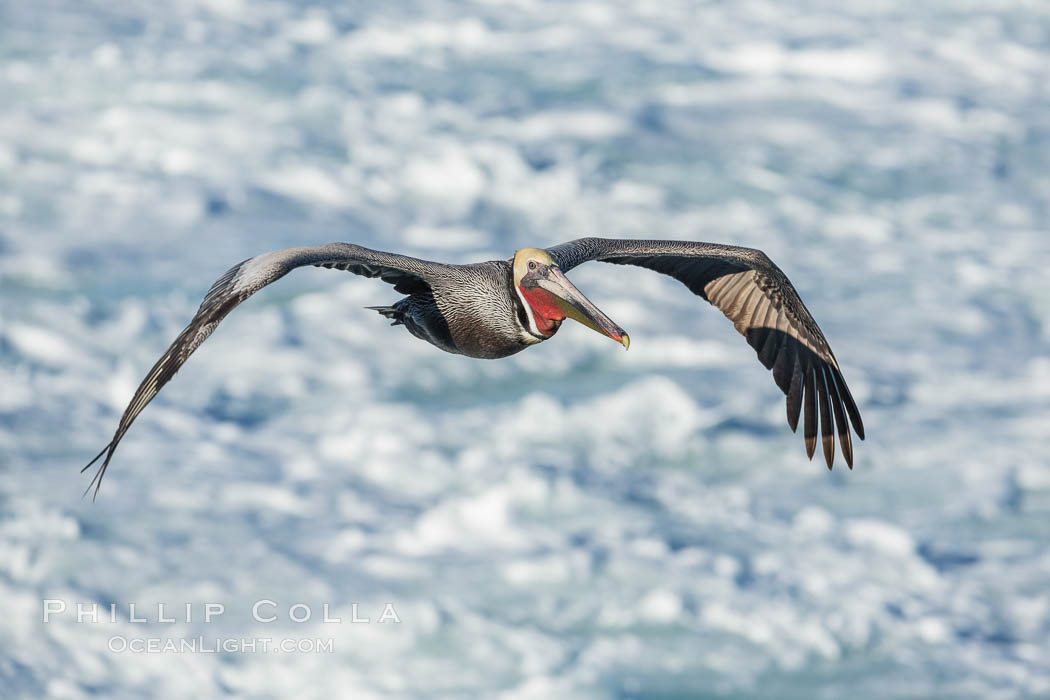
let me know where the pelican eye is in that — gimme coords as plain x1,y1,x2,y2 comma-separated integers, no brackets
528,261,537,271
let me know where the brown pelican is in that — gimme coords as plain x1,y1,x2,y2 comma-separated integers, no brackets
82,238,864,499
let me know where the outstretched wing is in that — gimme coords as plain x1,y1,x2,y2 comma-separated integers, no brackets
82,243,438,500
546,237,864,469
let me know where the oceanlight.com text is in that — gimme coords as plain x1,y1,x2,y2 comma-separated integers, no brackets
107,636,335,654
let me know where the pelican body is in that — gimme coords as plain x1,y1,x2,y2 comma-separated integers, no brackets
82,238,865,499
360,249,626,359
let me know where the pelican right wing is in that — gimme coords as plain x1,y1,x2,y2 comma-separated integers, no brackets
546,237,864,470
81,243,438,500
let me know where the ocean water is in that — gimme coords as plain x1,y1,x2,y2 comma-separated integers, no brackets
2,0,1050,697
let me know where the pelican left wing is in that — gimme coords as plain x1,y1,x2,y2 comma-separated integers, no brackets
546,237,864,469
81,243,437,499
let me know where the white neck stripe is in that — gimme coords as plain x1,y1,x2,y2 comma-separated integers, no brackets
515,284,544,338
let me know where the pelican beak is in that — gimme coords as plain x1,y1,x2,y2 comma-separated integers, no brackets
538,266,630,349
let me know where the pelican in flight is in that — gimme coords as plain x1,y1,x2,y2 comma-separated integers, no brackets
82,238,864,499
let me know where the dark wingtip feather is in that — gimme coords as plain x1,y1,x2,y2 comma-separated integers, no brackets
757,329,782,371
80,442,112,474
82,458,109,502
833,367,865,440
803,367,817,460
80,440,117,502
770,337,792,390
786,354,803,433
827,368,854,469
815,368,835,470
839,413,854,468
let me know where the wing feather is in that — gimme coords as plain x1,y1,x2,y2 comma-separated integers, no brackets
833,366,865,440
828,367,854,468
786,353,804,432
81,243,439,499
803,367,818,460
815,365,835,469
756,326,781,370
547,237,864,468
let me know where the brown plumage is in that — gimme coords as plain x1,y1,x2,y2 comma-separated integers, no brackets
82,238,864,499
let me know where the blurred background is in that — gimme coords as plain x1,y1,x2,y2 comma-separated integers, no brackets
2,0,1049,697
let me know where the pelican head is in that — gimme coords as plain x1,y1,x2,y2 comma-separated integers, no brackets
512,248,629,349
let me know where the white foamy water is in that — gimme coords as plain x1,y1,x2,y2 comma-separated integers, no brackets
2,1,1049,698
